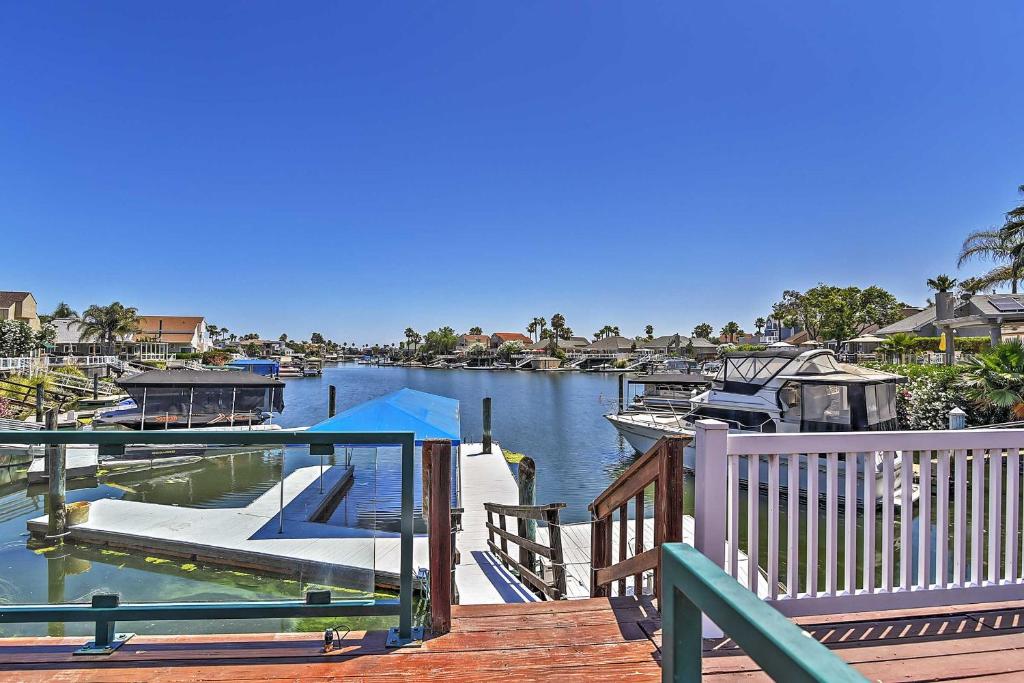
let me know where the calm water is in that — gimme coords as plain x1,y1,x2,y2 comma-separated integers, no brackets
0,364,635,635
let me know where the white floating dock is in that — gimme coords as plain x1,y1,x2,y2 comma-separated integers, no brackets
27,446,99,484
28,463,428,590
454,442,540,604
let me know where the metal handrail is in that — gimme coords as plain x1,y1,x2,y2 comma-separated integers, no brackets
0,428,421,650
660,543,866,682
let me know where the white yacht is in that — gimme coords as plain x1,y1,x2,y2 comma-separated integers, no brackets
606,348,910,502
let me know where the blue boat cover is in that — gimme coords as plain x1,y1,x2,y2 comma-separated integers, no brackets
309,388,461,445
227,359,280,376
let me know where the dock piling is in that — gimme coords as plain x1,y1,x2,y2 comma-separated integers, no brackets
35,385,44,423
92,376,99,400
328,385,336,418
517,456,537,571
45,410,67,542
425,439,452,635
618,374,625,413
482,397,492,454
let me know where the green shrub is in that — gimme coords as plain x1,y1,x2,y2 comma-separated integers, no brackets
51,365,86,378
202,350,231,366
863,362,1008,428
175,352,202,360
902,336,991,353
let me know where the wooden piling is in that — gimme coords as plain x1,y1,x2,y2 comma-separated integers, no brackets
45,410,66,542
93,376,99,400
618,373,625,413
425,439,452,635
482,397,492,454
35,385,44,423
517,456,537,571
328,385,336,418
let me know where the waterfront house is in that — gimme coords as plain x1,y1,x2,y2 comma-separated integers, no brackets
526,336,589,353
525,355,561,370
640,333,718,360
50,317,102,356
132,315,211,355
0,291,41,331
456,334,490,352
583,335,634,354
489,332,532,349
876,294,1022,343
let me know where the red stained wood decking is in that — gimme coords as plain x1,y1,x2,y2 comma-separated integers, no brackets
5,597,1024,681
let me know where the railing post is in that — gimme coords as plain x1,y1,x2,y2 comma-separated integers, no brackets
482,397,492,454
654,438,685,602
948,407,966,430
694,419,729,569
426,439,452,635
517,456,537,571
591,512,612,597
45,410,67,542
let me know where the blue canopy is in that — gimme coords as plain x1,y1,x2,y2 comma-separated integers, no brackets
309,388,461,445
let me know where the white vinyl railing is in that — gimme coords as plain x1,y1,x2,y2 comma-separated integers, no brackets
43,355,117,368
0,357,33,372
692,419,1024,618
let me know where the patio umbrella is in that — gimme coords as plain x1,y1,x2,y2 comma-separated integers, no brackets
768,341,794,347
846,335,886,344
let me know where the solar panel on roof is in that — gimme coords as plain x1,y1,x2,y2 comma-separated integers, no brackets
991,296,1024,313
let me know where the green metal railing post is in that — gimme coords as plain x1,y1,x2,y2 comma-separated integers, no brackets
660,544,867,683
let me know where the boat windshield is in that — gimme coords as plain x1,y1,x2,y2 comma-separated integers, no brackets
796,354,842,375
715,353,797,395
798,380,899,432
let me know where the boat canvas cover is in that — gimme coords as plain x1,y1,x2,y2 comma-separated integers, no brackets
116,370,285,414
309,388,461,445
227,358,281,376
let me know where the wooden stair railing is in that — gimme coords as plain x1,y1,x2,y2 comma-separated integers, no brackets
588,434,689,600
484,502,568,600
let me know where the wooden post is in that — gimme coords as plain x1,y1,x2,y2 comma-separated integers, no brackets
35,384,44,423
425,439,452,635
653,438,685,602
618,373,625,414
517,456,537,570
421,441,432,522
694,420,729,569
92,376,99,400
45,410,66,542
590,514,612,597
545,506,567,600
482,397,492,454
328,384,336,418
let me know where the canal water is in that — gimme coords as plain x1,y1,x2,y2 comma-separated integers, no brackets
0,364,637,636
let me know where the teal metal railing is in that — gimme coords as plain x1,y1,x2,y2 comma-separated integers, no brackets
0,429,420,652
660,543,867,683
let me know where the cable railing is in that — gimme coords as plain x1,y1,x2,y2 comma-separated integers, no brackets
0,428,421,650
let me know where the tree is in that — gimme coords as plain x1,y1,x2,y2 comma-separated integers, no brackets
310,332,326,346
0,320,38,356
754,317,766,335
279,333,288,342
468,326,483,335
927,275,958,292
958,185,1024,294
644,324,654,341
496,340,524,361
77,302,140,355
527,317,547,342
244,341,261,358
423,326,458,355
549,313,566,350
772,284,902,342
692,323,713,340
958,277,988,298
962,340,1024,419
720,321,741,343
51,302,77,319
466,341,487,364
880,332,916,364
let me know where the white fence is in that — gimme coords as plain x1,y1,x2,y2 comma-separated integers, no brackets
693,420,1024,618
44,355,117,368
0,357,33,372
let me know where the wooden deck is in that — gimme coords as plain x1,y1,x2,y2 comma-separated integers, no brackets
5,598,1024,681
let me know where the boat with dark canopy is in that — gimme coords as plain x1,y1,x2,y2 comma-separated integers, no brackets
94,370,285,430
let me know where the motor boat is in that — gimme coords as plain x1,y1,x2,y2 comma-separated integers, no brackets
605,348,910,503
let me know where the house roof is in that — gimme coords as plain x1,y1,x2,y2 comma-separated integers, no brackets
528,336,588,351
458,334,490,344
0,291,33,308
50,318,85,344
135,316,205,344
875,306,937,335
586,335,634,352
491,332,532,343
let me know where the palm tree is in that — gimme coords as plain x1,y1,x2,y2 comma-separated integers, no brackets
880,332,916,364
958,185,1024,294
549,313,566,350
77,302,140,355
754,317,766,335
927,274,958,292
468,326,483,335
692,322,713,340
527,317,547,343
720,321,741,343
962,340,1024,419
644,324,654,341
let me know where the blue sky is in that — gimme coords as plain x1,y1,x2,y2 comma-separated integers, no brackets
2,3,1022,344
